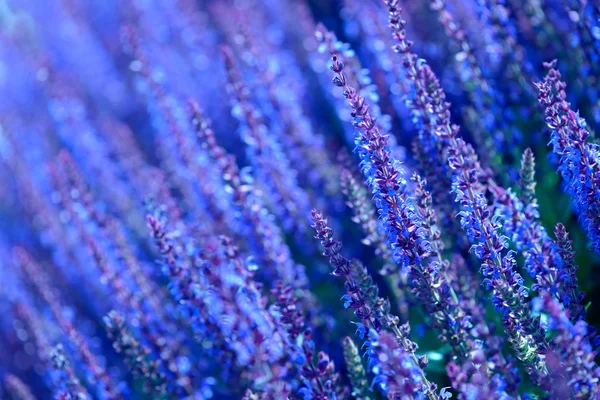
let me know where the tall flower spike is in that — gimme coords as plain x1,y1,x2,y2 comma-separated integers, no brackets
330,52,411,270
49,344,91,400
188,99,307,288
383,0,548,384
533,293,600,398
494,179,556,294
328,44,477,365
495,147,586,328
11,302,94,398
222,11,342,212
553,223,586,322
220,235,286,355
148,211,288,392
12,302,53,365
83,221,190,379
123,26,225,231
311,210,378,329
446,357,506,400
340,0,412,117
480,0,536,99
340,161,410,319
311,210,440,400
411,173,457,305
204,237,288,377
314,23,398,149
103,310,168,396
145,213,227,354
340,167,393,270
429,0,503,170
350,5,456,236
342,336,370,400
288,319,346,400
410,174,475,355
366,330,440,400
221,45,311,233
106,218,185,340
447,253,522,393
536,62,600,253
13,248,122,398
316,24,394,127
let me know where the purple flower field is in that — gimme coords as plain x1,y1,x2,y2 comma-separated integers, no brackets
1,0,600,399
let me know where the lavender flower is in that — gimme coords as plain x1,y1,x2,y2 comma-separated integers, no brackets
340,167,391,264
314,24,396,148
218,12,342,212
553,223,586,322
446,358,507,400
340,162,410,319
103,310,168,396
49,345,91,400
311,210,379,329
480,0,536,99
494,149,585,324
221,45,311,233
328,38,480,366
13,248,122,398
2,0,600,399
311,210,440,399
382,0,547,382
366,330,441,400
536,61,600,253
188,99,307,287
533,293,600,398
429,0,502,168
146,214,225,356
10,302,92,399
340,0,412,121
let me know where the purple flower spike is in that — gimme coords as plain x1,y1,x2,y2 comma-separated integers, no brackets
366,330,440,400
103,310,168,396
536,63,600,253
49,344,91,400
271,281,344,400
553,223,586,322
13,248,122,399
534,293,600,398
221,45,311,233
189,99,308,288
326,30,490,371
311,210,439,399
382,0,548,384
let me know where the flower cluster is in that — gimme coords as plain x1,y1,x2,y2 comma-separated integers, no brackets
533,294,600,398
536,61,600,253
270,281,343,399
103,310,168,396
365,330,438,400
383,0,550,384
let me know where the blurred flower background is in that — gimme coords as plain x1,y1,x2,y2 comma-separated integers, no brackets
1,0,600,399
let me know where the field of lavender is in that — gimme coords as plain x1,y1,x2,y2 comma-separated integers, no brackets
2,0,600,399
